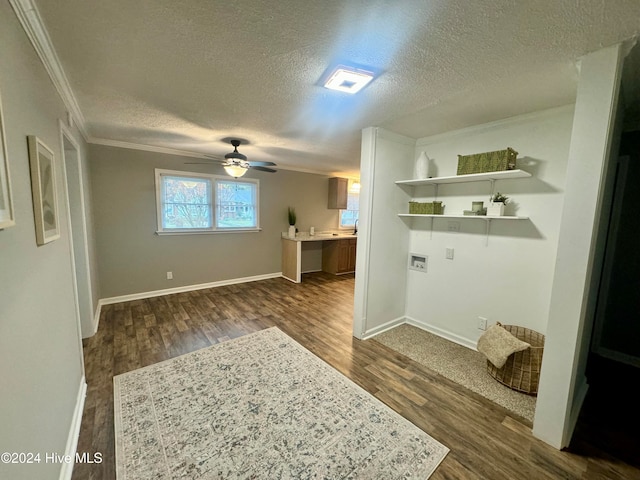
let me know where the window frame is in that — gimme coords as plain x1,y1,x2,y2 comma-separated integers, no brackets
339,183,359,229
155,168,261,235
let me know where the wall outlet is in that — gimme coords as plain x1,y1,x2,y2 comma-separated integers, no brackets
477,316,488,330
445,247,454,260
166,271,173,280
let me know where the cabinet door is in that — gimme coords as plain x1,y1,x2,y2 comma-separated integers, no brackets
337,240,350,272
328,177,348,209
322,239,356,275
347,239,357,271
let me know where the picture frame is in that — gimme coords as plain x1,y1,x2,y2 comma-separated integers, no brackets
28,135,60,245
0,90,15,230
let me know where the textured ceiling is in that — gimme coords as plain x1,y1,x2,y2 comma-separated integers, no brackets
33,0,640,176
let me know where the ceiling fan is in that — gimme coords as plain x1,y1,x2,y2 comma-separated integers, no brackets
186,139,277,178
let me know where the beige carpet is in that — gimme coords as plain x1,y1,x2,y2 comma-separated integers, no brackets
114,327,449,479
372,324,536,423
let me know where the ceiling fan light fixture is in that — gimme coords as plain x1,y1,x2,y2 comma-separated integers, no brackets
224,164,248,178
224,151,247,161
224,139,248,162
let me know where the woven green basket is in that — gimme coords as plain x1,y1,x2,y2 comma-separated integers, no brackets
457,147,518,175
409,201,443,214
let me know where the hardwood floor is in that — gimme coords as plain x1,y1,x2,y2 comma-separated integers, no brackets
73,272,639,479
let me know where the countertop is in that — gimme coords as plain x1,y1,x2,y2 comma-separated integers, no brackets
281,232,358,242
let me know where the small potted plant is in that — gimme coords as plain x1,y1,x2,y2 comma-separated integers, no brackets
287,207,297,237
487,192,508,216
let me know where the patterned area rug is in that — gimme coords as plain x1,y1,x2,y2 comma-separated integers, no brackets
114,327,449,479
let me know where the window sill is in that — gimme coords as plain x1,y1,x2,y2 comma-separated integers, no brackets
156,228,262,235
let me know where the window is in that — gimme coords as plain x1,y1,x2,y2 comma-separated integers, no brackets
155,169,259,234
340,182,359,228
215,179,258,229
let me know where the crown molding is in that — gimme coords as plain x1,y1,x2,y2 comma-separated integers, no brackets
88,137,339,177
88,137,214,159
9,0,89,141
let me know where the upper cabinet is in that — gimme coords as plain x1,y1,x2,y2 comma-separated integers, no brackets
328,177,348,209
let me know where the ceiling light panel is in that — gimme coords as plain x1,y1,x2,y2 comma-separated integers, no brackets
324,66,374,94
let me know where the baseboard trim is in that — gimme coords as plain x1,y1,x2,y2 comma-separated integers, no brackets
405,317,478,350
99,272,282,306
89,303,101,338
59,377,87,480
360,316,406,340
95,272,284,324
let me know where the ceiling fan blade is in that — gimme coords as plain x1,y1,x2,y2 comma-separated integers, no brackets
184,161,220,165
248,161,277,167
252,166,277,173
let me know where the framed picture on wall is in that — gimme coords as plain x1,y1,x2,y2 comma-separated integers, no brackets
28,135,60,245
0,90,15,230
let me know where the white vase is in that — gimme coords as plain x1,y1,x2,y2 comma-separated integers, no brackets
487,203,505,216
288,225,296,237
414,151,430,179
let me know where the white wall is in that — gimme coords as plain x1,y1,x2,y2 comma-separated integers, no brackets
534,43,625,449
353,128,413,338
404,106,574,347
0,3,86,478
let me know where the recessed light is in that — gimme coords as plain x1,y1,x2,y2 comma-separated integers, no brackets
324,66,374,94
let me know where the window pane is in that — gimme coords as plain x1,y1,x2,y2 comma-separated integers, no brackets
340,191,359,227
162,175,212,229
216,180,257,229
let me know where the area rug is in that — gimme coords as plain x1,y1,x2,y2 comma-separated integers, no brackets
373,324,536,422
114,327,449,479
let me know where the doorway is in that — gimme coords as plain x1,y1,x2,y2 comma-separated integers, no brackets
60,123,95,338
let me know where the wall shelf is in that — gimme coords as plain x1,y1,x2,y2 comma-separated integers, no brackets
397,169,532,245
398,214,529,245
395,169,531,186
398,214,528,221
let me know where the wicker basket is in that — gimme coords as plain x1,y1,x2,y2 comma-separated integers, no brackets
457,147,518,175
408,201,443,214
486,324,545,395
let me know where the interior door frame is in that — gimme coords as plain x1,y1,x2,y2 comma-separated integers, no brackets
59,119,95,338
591,154,640,367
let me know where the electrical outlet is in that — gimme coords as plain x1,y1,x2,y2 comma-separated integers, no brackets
445,247,454,260
477,316,488,330
166,271,173,280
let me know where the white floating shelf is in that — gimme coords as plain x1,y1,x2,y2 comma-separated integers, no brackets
398,214,528,220
395,169,531,186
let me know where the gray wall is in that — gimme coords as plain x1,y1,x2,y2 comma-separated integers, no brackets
0,3,88,479
89,144,342,298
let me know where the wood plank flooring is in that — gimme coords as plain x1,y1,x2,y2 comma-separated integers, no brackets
72,272,639,479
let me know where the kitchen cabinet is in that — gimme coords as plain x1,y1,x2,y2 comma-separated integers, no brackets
282,234,358,283
328,177,348,209
322,238,357,274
